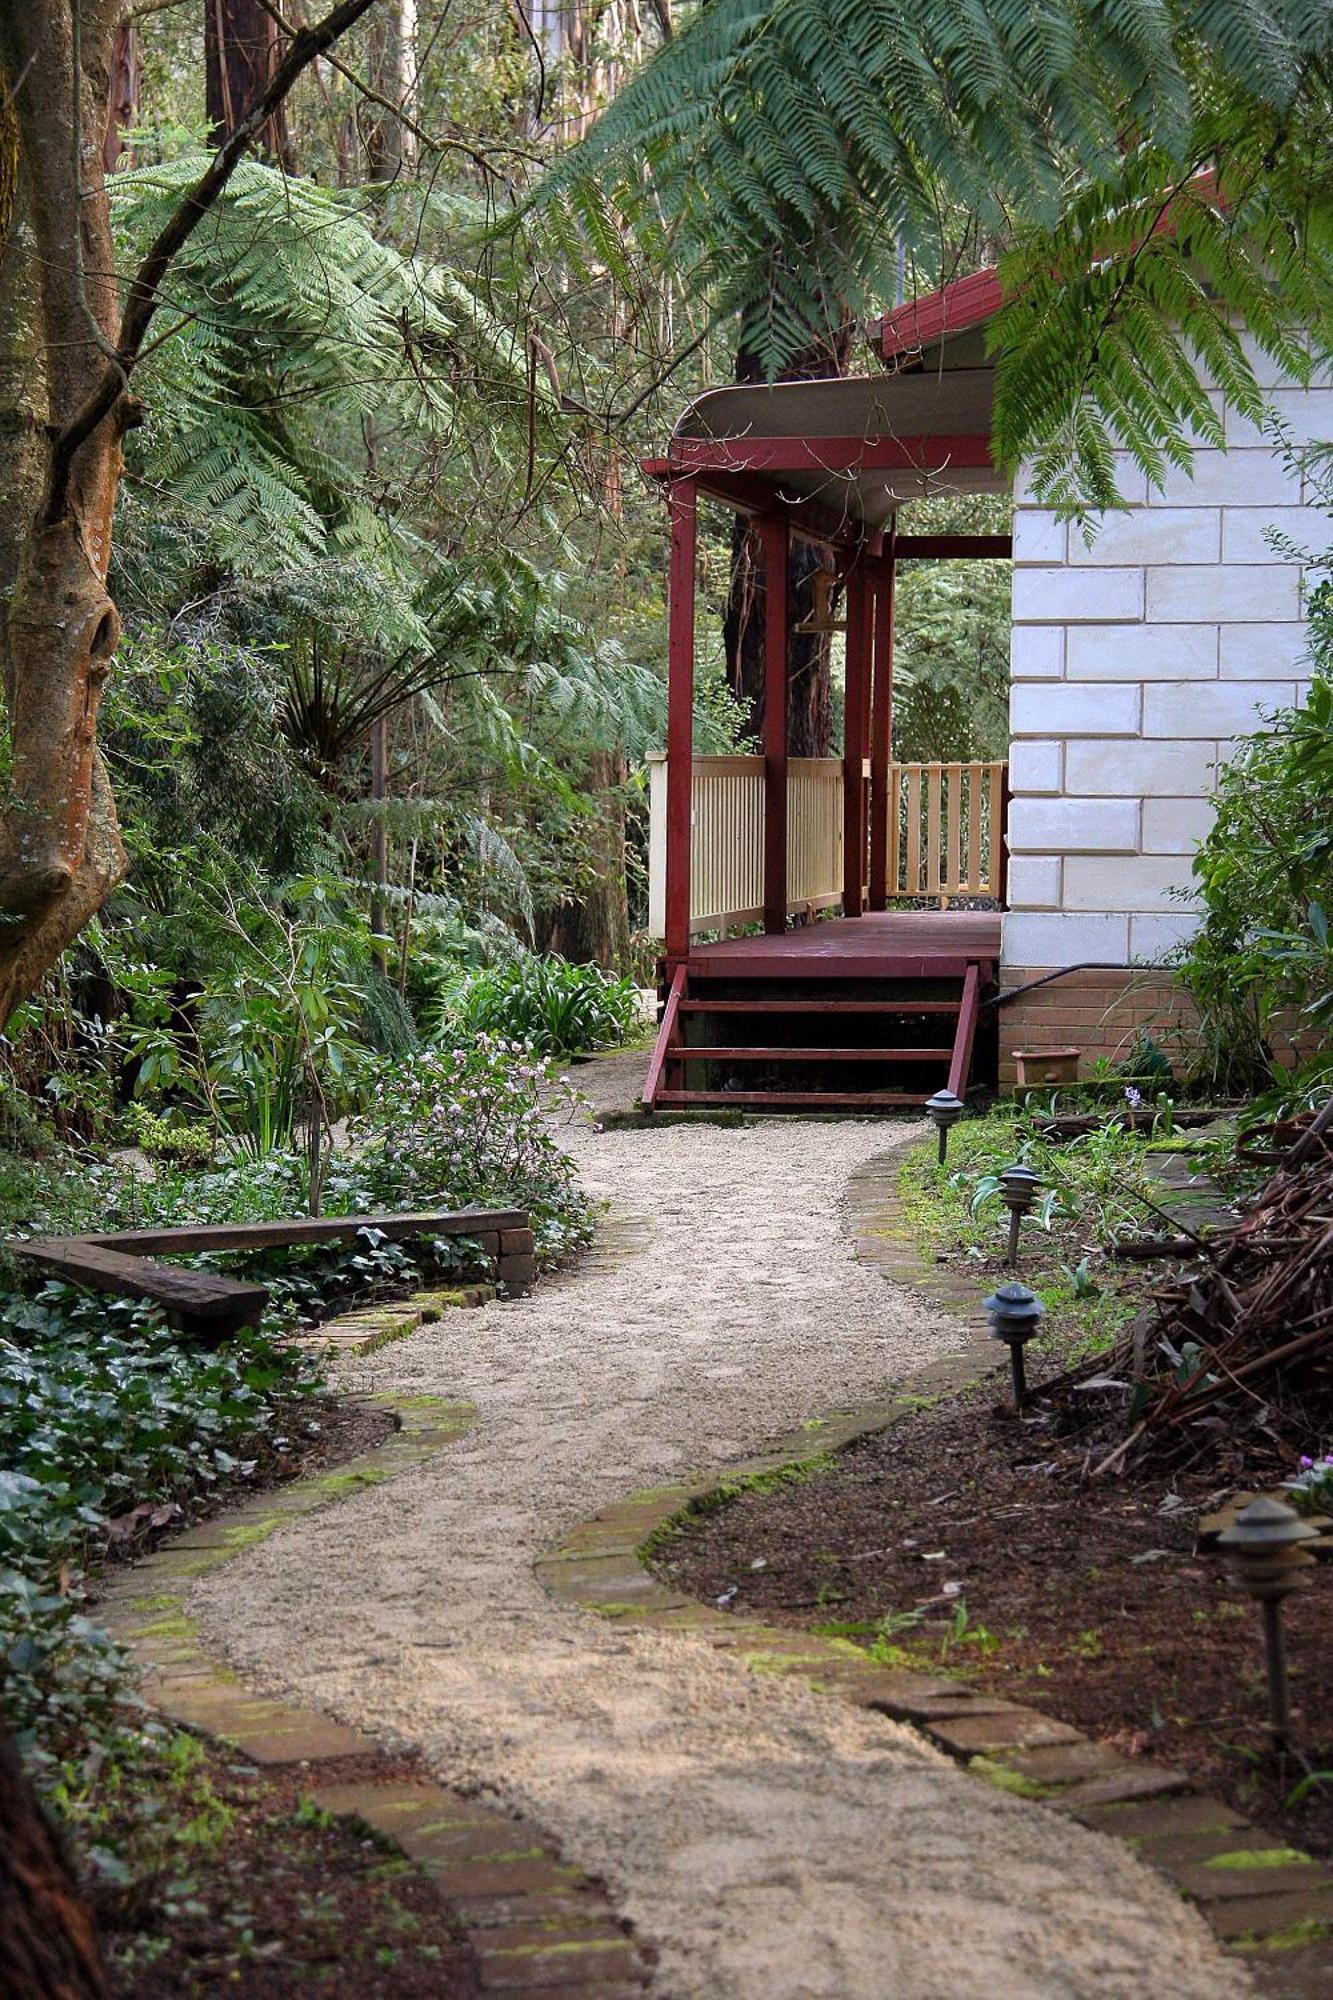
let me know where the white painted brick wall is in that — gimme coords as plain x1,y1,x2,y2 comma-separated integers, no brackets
1004,912,1131,962
1219,624,1312,678
1064,740,1220,795
1221,508,1311,563
1145,564,1300,623
1006,740,1063,794
1008,798,1140,853
1011,683,1140,736
1079,509,1220,566
1012,566,1144,623
1066,624,1217,680
1130,913,1199,960
1003,370,1323,974
1064,854,1198,912
1006,856,1062,908
1009,625,1064,679
1143,680,1294,738
1141,797,1216,854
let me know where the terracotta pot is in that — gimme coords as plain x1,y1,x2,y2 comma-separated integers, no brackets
1013,1046,1081,1086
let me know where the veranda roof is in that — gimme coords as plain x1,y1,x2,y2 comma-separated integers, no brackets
662,365,1004,542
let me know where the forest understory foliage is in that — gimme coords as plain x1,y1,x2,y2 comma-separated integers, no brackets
0,0,1331,1973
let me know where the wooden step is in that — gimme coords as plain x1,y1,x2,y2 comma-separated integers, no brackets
667,1046,951,1064
677,998,961,1016
654,1089,926,1110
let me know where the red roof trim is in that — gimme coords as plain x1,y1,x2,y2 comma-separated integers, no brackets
876,266,1003,362
876,171,1223,362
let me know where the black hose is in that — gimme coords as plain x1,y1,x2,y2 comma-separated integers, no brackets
982,961,1141,1010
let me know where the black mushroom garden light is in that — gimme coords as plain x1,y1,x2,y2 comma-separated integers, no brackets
998,1164,1041,1268
925,1089,964,1165
1216,1495,1319,1751
983,1281,1044,1413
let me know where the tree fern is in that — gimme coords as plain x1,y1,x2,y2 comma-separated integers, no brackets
524,0,1333,508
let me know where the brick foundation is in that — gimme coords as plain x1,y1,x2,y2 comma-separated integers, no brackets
997,966,1199,1090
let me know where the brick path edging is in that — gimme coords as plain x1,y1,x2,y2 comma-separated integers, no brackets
537,1147,1333,1998
94,1385,652,1996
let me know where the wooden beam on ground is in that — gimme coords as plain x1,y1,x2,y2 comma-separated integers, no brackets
80,1209,528,1256
13,1239,268,1342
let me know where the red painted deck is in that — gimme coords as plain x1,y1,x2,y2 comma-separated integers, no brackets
684,910,1002,977
646,912,1000,1112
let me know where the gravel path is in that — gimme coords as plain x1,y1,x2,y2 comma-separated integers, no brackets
195,1055,1249,1999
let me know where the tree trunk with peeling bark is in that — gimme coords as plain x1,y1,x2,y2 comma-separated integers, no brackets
0,1719,107,1999
0,5,129,1030
205,0,292,164
0,0,379,1034
723,311,853,758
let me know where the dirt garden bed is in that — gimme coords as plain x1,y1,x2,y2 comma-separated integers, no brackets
99,1742,479,1997
655,1369,1333,1864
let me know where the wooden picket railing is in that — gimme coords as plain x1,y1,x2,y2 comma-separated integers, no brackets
647,756,843,936
646,754,1007,936
884,760,1008,904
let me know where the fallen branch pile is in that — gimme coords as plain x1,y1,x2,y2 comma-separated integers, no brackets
1054,1097,1333,1479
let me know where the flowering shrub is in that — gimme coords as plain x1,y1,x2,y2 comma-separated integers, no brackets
1288,1451,1333,1515
349,1039,592,1260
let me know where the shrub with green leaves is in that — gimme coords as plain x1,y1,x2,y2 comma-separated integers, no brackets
350,1039,592,1259
440,954,639,1057
0,1287,323,1776
1178,673,1333,1095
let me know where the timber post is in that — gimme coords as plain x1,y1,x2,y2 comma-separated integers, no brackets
761,511,789,934
664,476,698,963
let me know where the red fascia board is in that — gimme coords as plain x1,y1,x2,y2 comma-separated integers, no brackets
876,171,1224,361
668,434,994,474
894,533,1012,558
877,266,1004,361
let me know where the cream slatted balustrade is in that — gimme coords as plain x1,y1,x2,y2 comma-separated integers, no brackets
647,756,844,936
885,760,1007,903
646,755,1006,936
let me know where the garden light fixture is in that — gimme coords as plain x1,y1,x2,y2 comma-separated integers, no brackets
1216,1495,1318,1751
984,1280,1044,1413
925,1089,964,1164
998,1164,1041,1268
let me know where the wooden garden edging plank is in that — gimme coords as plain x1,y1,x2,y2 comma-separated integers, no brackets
13,1238,268,1338
8,1206,537,1344
77,1206,529,1256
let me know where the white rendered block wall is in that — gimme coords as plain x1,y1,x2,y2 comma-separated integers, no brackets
1004,385,1322,971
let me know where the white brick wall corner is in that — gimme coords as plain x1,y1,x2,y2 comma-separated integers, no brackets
1007,740,1063,794
1003,912,1131,963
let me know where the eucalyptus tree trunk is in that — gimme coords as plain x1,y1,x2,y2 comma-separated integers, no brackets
0,1719,107,1998
0,6,131,1028
205,0,293,164
722,312,854,757
0,0,378,1032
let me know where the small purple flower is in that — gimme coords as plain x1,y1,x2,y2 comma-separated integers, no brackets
1124,1085,1143,1109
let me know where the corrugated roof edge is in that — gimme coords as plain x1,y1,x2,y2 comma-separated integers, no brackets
875,266,1004,362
